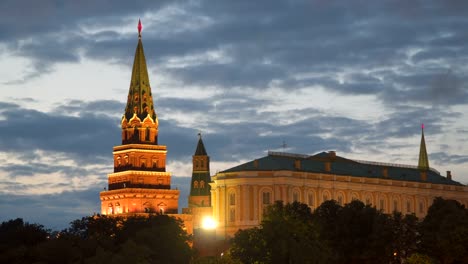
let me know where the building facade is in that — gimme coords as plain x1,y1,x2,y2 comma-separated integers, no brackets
209,127,468,238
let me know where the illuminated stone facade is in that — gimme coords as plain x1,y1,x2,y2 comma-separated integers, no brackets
209,129,468,239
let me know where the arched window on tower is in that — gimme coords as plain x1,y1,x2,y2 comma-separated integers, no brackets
145,127,150,141
200,180,205,188
193,181,199,189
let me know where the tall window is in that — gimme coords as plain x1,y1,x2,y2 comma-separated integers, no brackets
419,202,424,213
229,208,235,222
193,181,198,189
380,199,384,210
406,201,411,213
293,192,299,202
200,180,205,188
323,194,328,202
229,193,236,206
337,195,343,206
308,193,314,208
262,192,271,205
229,192,236,223
393,200,398,211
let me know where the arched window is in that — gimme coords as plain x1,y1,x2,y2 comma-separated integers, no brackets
193,181,199,189
200,180,205,188
262,192,271,205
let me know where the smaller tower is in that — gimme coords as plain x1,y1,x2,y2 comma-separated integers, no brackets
418,123,430,171
183,133,213,231
189,133,211,207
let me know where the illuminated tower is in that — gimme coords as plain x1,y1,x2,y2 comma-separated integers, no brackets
183,133,213,229
100,20,179,215
189,133,211,208
418,123,430,171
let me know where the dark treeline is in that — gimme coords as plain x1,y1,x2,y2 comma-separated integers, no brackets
229,197,468,264
0,214,192,264
1,198,467,264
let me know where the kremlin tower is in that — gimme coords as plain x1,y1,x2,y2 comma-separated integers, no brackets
100,20,180,216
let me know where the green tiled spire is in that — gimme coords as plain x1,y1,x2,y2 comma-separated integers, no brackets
195,133,208,155
123,20,156,121
418,124,430,170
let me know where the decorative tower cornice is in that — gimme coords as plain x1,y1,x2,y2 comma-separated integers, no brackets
418,123,430,171
122,20,158,145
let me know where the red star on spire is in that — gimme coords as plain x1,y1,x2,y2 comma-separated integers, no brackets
138,19,142,36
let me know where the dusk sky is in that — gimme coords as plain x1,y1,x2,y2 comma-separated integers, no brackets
1,1,468,229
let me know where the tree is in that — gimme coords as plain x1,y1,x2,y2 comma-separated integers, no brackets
0,218,50,264
230,227,267,264
314,200,398,263
420,197,468,264
230,201,329,264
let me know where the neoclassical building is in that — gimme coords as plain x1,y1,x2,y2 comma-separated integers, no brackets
209,127,468,238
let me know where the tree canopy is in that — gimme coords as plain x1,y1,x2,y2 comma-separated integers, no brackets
0,214,193,264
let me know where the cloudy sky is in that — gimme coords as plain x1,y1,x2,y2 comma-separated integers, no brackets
1,0,468,229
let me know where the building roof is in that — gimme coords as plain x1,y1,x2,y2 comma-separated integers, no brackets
123,23,157,121
194,133,208,156
221,151,463,186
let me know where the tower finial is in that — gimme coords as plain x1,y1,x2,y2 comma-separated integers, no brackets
138,19,142,37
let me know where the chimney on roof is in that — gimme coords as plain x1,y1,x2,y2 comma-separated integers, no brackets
420,171,427,182
446,171,452,180
328,151,336,158
253,159,259,168
294,160,301,170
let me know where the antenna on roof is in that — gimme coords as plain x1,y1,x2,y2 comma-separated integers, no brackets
281,140,287,150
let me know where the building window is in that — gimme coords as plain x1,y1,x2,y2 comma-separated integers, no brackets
323,194,328,201
200,180,205,188
229,208,235,222
308,193,314,208
393,200,398,211
366,198,371,205
262,192,271,205
338,195,343,206
406,201,411,213
380,199,384,210
193,181,198,189
419,202,424,213
229,193,235,206
293,192,299,202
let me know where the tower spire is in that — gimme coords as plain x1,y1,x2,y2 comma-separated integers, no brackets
195,133,208,155
418,123,430,170
121,19,158,145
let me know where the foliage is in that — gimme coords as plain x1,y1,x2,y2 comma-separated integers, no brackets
230,201,329,264
0,214,193,264
420,197,468,264
0,218,50,264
